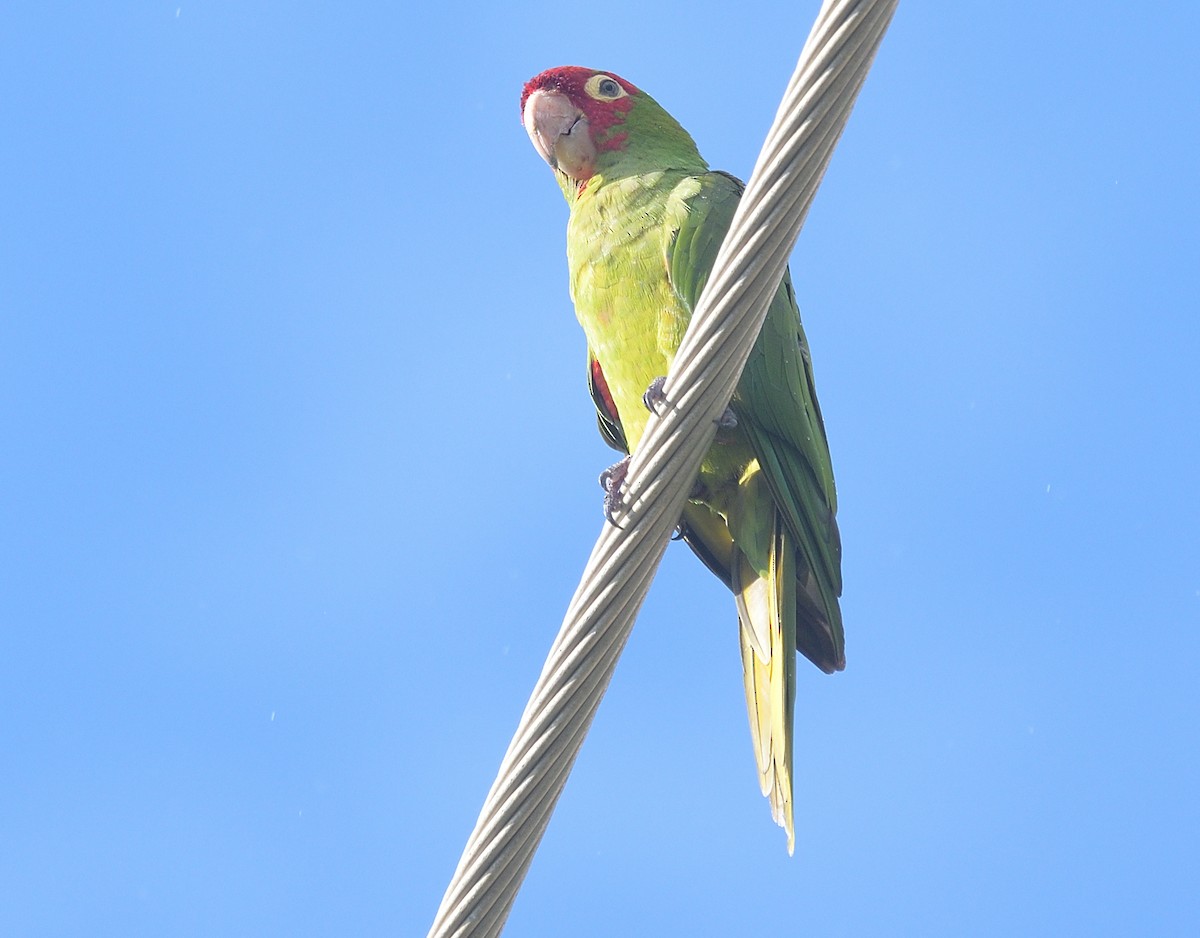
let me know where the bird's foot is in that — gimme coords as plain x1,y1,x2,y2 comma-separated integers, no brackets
598,456,631,526
644,375,736,432
642,376,668,415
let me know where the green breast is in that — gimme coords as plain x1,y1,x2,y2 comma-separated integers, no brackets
566,170,700,449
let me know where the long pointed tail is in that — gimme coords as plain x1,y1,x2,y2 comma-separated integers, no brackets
732,509,798,854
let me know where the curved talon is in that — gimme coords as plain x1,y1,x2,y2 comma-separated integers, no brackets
604,494,624,525
642,376,668,414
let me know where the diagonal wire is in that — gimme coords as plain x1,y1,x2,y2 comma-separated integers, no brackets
427,1,898,934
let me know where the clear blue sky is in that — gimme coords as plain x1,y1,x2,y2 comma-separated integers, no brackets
3,3,1198,935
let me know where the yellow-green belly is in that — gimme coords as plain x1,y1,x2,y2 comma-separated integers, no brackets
566,170,753,510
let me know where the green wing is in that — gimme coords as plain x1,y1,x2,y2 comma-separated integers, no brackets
666,171,844,672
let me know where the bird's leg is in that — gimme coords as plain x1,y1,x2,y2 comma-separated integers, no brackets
643,375,737,431
642,376,668,414
607,378,734,526
598,456,631,526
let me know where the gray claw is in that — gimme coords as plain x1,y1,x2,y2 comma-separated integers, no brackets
642,376,668,414
599,456,631,525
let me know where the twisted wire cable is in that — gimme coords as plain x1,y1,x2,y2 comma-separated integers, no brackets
428,2,897,934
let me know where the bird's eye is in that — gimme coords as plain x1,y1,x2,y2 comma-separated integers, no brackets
584,74,628,101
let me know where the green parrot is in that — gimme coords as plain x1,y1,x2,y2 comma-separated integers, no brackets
521,66,843,853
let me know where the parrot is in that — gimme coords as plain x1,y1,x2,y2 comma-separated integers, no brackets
521,65,844,853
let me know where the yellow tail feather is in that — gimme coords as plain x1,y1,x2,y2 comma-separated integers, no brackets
733,511,798,854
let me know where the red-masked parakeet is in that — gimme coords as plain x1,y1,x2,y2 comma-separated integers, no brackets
521,66,844,854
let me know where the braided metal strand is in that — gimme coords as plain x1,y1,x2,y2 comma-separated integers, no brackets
428,2,897,934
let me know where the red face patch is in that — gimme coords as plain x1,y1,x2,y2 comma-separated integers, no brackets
521,66,638,153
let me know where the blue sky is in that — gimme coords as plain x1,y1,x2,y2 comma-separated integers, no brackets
2,2,1198,935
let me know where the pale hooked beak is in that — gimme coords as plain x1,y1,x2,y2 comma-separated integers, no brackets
522,89,596,181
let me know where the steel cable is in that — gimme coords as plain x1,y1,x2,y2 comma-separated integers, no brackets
428,2,897,933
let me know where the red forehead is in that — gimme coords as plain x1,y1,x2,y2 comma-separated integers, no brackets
519,66,639,116
520,67,639,154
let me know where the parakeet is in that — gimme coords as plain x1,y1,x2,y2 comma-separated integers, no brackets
521,66,844,853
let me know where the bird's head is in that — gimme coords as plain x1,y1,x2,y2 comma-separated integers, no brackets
521,66,705,194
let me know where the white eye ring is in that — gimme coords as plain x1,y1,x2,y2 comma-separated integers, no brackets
585,74,627,100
